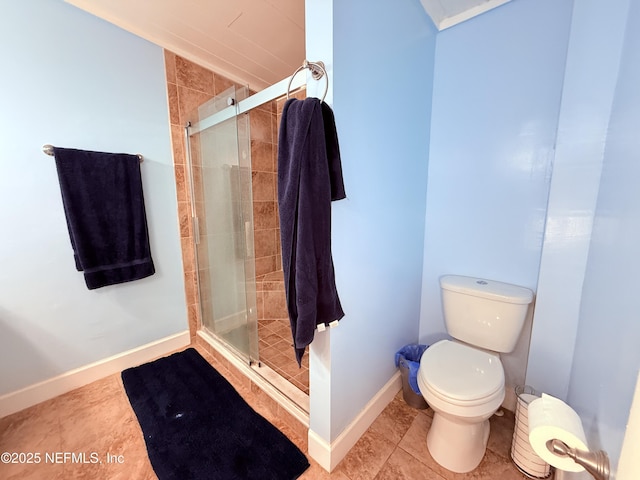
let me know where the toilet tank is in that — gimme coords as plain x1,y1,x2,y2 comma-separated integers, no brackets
440,275,534,353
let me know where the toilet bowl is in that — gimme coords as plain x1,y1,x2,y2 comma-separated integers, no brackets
418,339,505,472
417,275,533,473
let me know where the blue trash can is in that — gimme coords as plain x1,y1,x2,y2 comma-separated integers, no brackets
395,344,429,409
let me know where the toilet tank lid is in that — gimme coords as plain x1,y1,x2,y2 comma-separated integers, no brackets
440,275,533,305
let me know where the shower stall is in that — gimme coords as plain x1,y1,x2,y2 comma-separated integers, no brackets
184,79,309,410
185,85,259,363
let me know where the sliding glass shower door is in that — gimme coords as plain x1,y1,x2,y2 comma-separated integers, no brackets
187,85,259,363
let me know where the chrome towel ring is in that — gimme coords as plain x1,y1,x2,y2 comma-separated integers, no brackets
286,60,328,102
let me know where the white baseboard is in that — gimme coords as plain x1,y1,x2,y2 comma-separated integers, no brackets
308,371,402,472
0,330,190,418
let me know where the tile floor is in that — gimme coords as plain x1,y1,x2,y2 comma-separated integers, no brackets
257,318,309,394
0,345,529,480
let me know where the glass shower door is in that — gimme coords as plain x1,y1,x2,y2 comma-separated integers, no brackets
187,85,259,363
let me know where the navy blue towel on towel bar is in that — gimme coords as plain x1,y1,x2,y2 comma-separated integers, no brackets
53,147,155,289
278,98,346,366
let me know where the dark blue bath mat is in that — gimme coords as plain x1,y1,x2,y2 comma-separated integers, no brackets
121,348,309,480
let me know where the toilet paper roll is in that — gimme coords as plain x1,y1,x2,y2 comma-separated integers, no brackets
528,393,588,473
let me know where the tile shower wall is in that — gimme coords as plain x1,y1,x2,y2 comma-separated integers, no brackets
165,50,229,341
164,50,278,336
250,101,280,279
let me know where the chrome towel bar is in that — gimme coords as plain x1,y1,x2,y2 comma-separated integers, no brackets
43,144,143,163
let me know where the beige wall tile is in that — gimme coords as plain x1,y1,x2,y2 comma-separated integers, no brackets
175,55,214,94
250,108,274,143
251,140,275,172
254,229,278,258
263,290,288,319
174,163,187,203
177,201,192,238
187,303,199,339
255,255,277,278
253,202,277,229
213,73,236,95
163,50,176,84
166,82,179,126
183,270,198,306
252,171,276,202
179,236,195,273
177,85,213,126
169,125,185,164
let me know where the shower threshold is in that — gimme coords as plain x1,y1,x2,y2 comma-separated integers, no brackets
196,329,309,426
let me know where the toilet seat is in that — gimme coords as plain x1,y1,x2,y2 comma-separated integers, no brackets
419,340,504,405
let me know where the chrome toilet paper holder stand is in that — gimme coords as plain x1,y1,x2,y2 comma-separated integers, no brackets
547,439,610,480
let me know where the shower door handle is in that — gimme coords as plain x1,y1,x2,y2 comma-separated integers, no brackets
244,221,253,258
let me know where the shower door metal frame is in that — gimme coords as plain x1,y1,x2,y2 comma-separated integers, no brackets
188,71,306,136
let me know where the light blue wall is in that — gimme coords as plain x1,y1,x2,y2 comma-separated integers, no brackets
526,0,631,401
311,0,437,441
307,0,640,469
0,0,186,395
419,0,574,403
566,0,640,470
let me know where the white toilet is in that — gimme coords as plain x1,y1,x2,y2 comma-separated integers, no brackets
417,275,533,473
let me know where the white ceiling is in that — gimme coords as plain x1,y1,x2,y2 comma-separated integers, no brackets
65,0,512,91
65,0,306,91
